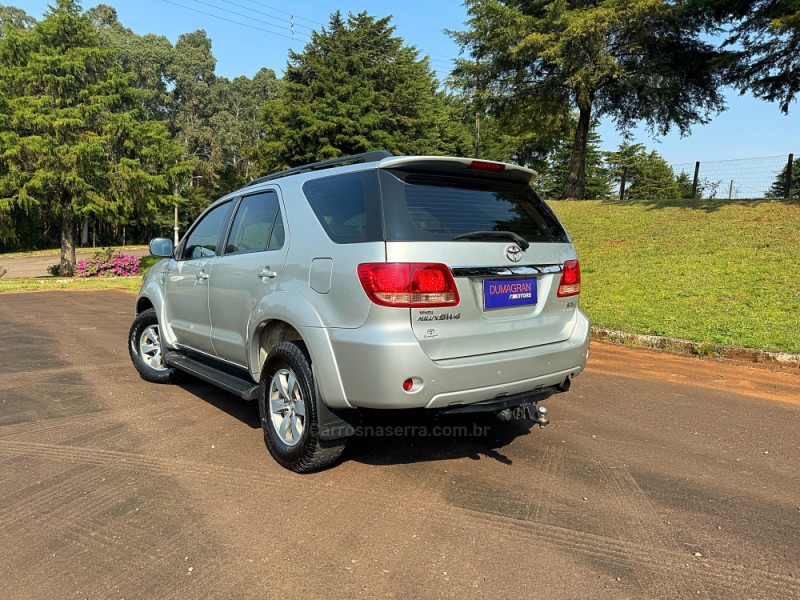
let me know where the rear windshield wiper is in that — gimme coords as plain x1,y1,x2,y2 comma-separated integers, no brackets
452,230,530,251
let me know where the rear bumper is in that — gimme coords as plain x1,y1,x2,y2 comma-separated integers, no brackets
323,310,590,410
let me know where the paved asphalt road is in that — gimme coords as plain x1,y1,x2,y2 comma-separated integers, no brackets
0,291,798,599
0,248,149,278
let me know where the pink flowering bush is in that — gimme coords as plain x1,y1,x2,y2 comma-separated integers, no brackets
75,248,140,278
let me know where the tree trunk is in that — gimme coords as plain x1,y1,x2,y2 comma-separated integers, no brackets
80,216,89,246
562,92,593,200
474,111,481,159
60,205,76,277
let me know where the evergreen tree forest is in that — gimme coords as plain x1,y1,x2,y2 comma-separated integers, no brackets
0,0,796,270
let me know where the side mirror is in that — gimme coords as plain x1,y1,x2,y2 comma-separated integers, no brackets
149,237,174,258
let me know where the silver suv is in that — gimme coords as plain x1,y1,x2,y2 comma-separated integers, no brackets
129,152,590,472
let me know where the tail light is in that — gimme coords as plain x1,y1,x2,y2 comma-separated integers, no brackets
557,260,581,297
357,263,460,307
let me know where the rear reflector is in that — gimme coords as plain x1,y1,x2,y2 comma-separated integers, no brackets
557,260,581,297
358,263,460,307
468,160,505,173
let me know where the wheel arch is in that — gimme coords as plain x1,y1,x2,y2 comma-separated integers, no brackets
247,291,323,375
135,282,178,349
253,319,303,374
135,296,154,314
247,293,351,409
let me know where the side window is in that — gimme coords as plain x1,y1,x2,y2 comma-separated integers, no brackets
225,192,284,255
268,213,285,250
182,201,233,260
302,171,382,244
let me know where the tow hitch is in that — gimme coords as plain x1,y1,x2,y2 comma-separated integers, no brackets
527,404,549,427
496,404,550,428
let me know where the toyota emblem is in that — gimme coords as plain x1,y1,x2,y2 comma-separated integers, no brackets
505,244,523,262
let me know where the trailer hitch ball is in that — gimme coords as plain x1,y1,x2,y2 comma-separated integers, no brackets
528,404,550,428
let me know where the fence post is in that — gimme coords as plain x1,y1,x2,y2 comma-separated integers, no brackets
691,161,700,199
728,180,734,200
786,154,794,199
619,171,626,200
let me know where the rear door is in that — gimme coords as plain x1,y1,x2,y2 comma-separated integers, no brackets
379,165,579,360
207,190,288,366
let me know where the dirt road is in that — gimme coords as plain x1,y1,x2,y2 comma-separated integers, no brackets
0,291,797,599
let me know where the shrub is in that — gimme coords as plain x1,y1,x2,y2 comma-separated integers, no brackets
47,263,62,276
138,254,161,274
75,247,140,278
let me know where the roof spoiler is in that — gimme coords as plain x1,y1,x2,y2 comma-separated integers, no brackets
378,156,537,184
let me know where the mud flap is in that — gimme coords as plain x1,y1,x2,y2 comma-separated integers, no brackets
315,393,360,440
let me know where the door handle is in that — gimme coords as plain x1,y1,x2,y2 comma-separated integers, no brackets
258,268,277,280
196,271,209,281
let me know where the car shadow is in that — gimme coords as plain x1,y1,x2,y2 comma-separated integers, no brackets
177,379,261,429
342,410,536,467
176,379,536,467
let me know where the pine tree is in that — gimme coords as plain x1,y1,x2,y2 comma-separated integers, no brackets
0,0,187,274
766,161,800,199
256,11,471,172
629,152,680,200
674,171,695,199
606,143,679,200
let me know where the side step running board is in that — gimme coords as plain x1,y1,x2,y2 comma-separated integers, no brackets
164,351,259,401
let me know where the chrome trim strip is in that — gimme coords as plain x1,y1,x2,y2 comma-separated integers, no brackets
451,264,563,278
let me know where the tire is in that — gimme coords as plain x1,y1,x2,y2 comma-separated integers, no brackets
129,308,181,384
259,341,347,473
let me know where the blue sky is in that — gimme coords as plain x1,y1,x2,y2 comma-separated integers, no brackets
15,0,799,167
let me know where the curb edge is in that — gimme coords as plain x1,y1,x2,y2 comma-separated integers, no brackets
590,327,800,369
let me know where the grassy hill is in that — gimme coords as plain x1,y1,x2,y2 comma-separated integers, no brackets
550,198,800,353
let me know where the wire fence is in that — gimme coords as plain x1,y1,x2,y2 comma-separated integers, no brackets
669,154,795,200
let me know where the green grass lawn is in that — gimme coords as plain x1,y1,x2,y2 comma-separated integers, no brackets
0,276,142,294
550,198,800,353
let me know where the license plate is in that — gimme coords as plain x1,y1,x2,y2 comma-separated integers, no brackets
483,277,537,309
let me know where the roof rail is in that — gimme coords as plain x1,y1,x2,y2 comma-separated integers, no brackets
243,151,393,188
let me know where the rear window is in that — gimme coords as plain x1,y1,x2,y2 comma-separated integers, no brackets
301,168,568,244
379,171,568,243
